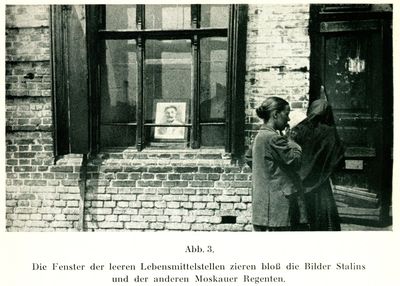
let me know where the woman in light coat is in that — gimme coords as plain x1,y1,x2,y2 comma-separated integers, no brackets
247,97,308,231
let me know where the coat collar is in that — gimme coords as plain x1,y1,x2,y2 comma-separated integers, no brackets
260,124,278,133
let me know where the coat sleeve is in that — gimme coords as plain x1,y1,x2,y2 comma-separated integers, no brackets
269,135,302,169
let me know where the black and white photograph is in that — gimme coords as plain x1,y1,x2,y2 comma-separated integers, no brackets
1,2,398,286
154,100,187,140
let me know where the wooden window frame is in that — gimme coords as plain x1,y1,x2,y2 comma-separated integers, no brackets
53,4,247,158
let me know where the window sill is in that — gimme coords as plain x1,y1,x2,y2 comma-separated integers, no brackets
91,147,233,167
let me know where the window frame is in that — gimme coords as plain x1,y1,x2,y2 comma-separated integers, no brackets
52,4,248,158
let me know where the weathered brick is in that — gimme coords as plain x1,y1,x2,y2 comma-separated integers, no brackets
88,208,112,215
66,200,79,207
91,201,103,208
220,203,234,210
42,214,54,221
181,202,193,209
62,180,79,187
129,202,142,208
18,200,30,207
156,215,169,222
216,224,244,231
231,181,252,188
206,202,220,209
142,202,154,208
98,222,123,229
194,174,207,180
148,166,173,173
104,215,118,222
199,167,224,173
112,194,137,201
189,195,214,202
24,180,47,186
41,200,54,207
17,214,30,220
86,194,111,201
193,202,206,209
162,195,188,202
190,209,214,216
118,215,131,222
234,203,248,210
168,174,181,180
166,202,180,209
216,195,241,203
196,216,221,224
137,180,162,187
60,194,80,200
155,201,167,208
112,180,136,187
189,181,214,187
139,209,163,215
191,223,212,231
50,221,73,228
175,167,198,173
14,207,37,214
66,215,80,221
116,201,129,208
143,215,157,222
162,181,188,187
208,174,220,181
125,222,149,229
150,222,165,230
170,216,182,223
137,194,162,201
165,223,190,230
164,209,188,216
63,208,80,215
50,166,74,173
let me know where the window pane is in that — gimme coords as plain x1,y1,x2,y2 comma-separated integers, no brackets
200,37,228,123
106,5,137,30
201,125,225,146
200,5,229,28
101,125,136,147
145,5,191,30
100,40,137,148
144,40,192,141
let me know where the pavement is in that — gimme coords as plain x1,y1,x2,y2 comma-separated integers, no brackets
341,223,392,231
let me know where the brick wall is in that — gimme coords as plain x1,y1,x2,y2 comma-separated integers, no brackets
5,4,312,231
244,5,310,147
83,151,252,231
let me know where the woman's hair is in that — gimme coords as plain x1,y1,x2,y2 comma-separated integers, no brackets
256,96,289,121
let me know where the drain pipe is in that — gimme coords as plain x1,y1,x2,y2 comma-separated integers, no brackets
78,153,88,231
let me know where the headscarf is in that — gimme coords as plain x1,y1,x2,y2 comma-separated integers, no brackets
291,98,344,193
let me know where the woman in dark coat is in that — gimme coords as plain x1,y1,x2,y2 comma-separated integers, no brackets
291,97,344,231
247,97,308,231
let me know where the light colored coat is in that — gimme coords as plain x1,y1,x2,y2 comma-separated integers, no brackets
250,125,305,227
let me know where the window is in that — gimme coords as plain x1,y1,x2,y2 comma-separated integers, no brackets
52,5,248,156
97,4,230,150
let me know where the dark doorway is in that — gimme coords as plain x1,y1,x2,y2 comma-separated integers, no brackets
309,4,392,225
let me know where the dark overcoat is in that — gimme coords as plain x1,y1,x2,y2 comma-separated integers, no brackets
249,125,307,227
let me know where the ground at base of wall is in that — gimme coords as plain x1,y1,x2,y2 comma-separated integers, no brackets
341,223,392,231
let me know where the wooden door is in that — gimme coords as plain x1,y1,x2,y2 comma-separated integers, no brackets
309,5,392,224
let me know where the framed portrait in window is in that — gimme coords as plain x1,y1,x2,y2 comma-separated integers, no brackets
153,100,188,141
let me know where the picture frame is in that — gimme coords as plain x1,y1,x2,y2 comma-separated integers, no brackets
153,100,189,141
